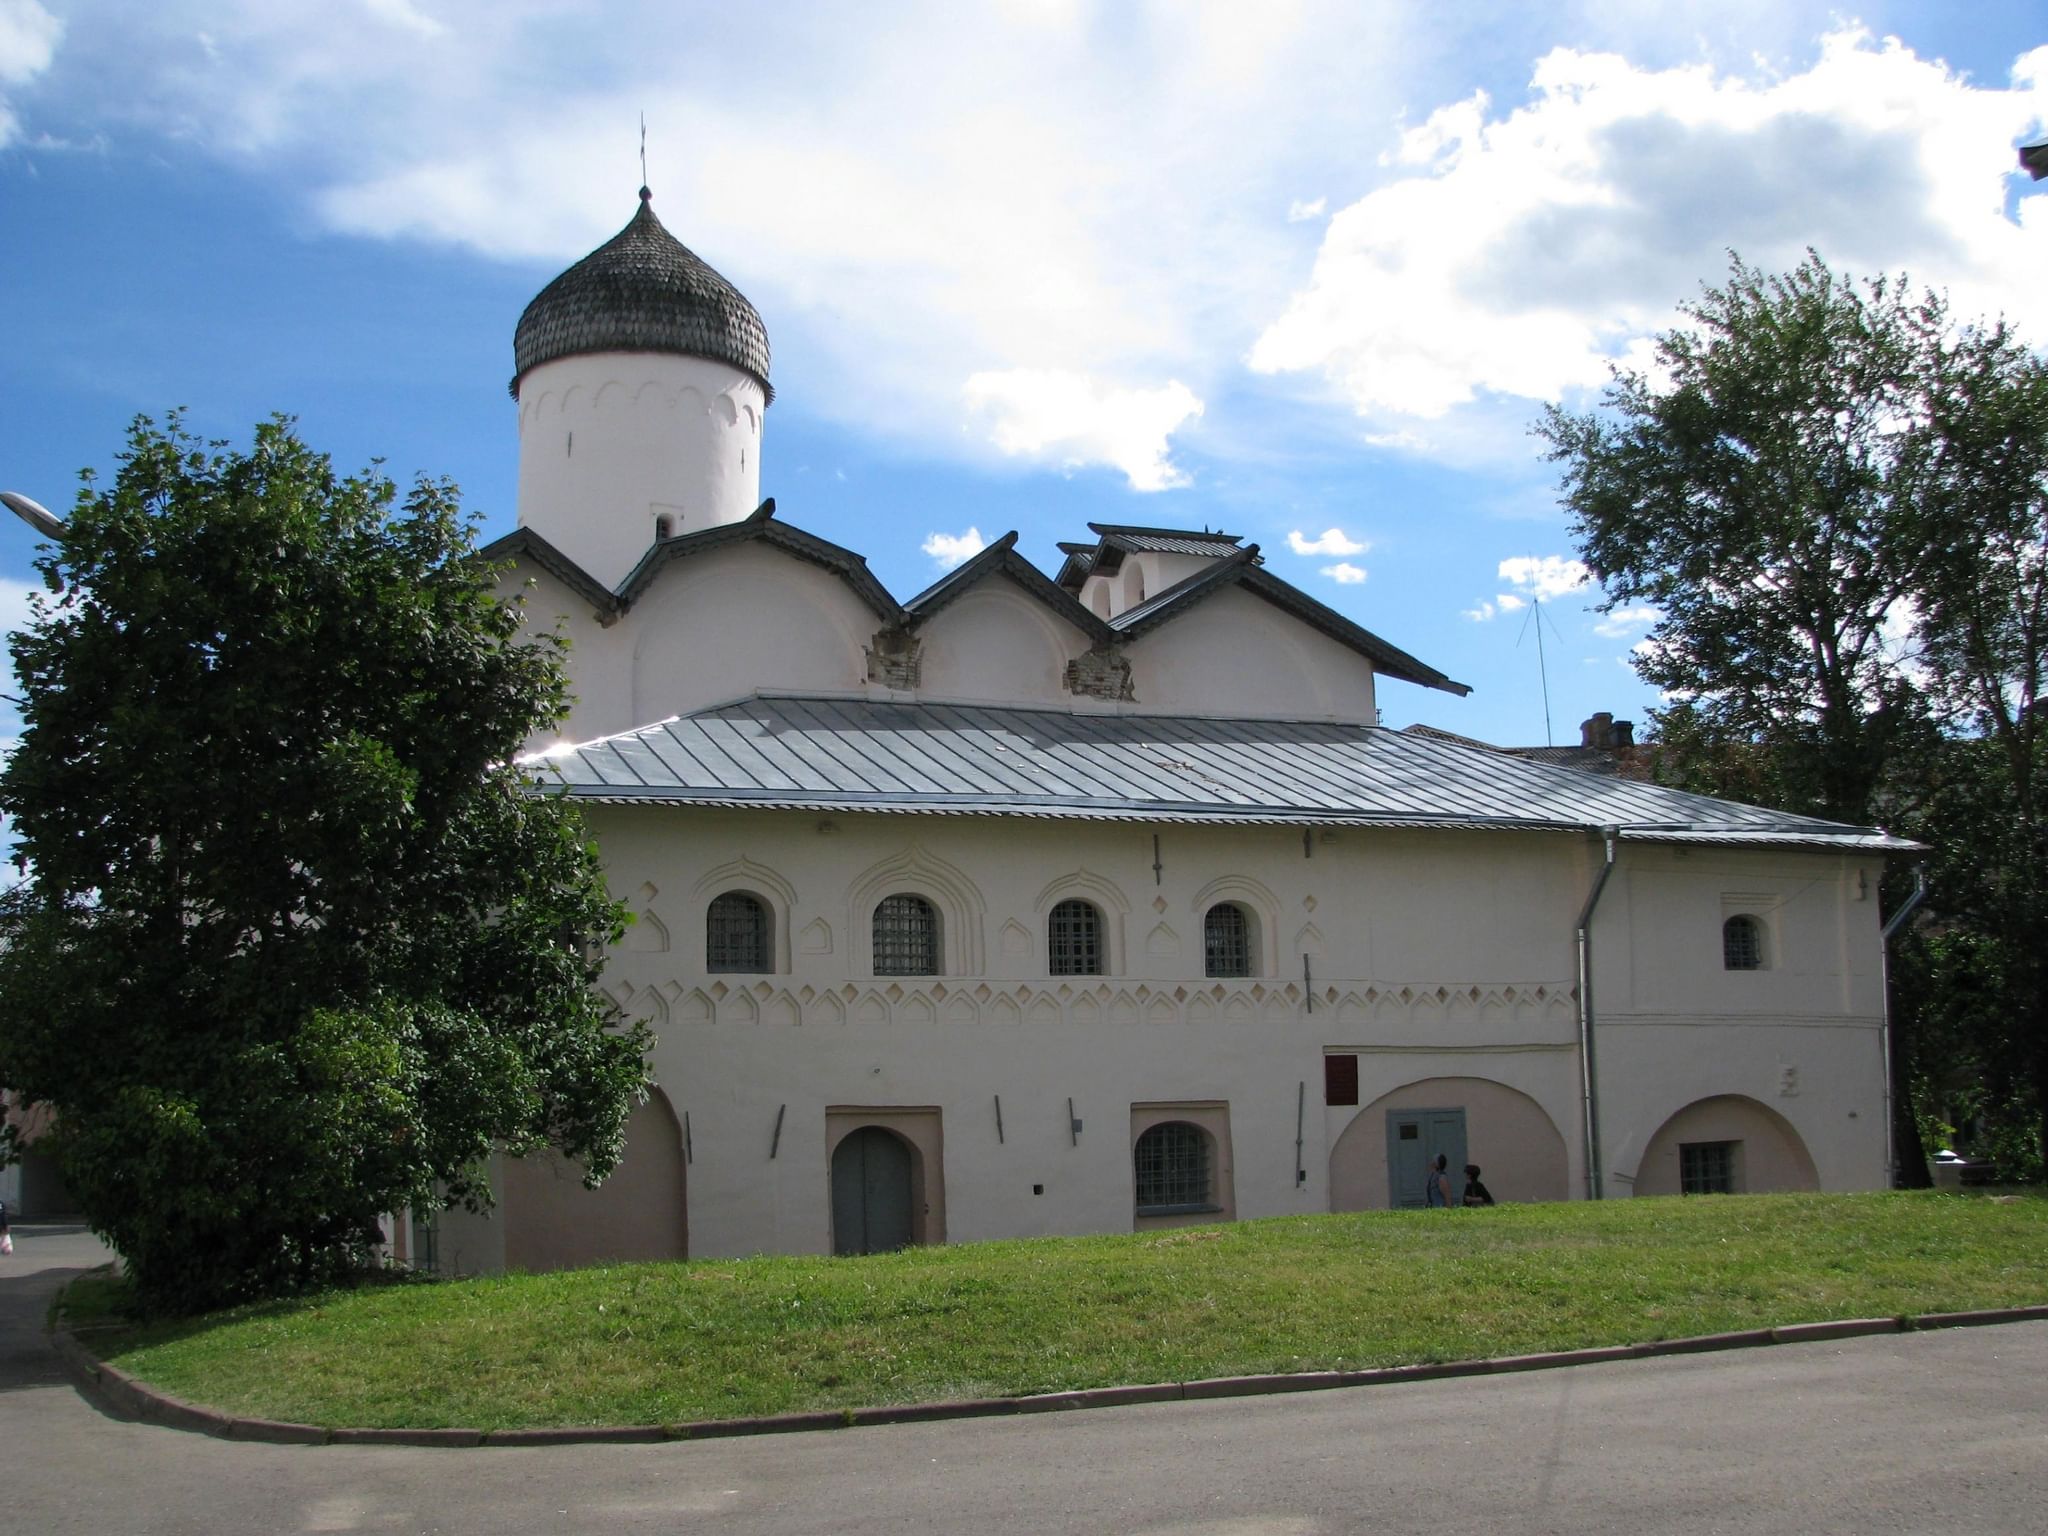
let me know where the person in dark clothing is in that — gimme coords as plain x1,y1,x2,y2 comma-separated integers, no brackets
1461,1165,1495,1207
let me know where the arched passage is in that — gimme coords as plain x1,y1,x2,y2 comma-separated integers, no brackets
1631,1094,1819,1196
1329,1075,1569,1210
501,1087,688,1271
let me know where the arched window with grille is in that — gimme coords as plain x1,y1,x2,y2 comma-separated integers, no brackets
1723,913,1765,971
706,891,770,973
1203,902,1253,978
873,892,941,976
1047,898,1104,975
1133,1121,1213,1214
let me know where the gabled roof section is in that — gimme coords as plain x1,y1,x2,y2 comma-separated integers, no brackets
903,532,1116,644
614,499,903,622
476,526,622,619
1087,522,1246,558
528,694,1913,851
1111,547,1471,698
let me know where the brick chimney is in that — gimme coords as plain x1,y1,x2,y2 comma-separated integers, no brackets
1613,719,1635,748
1580,712,1614,749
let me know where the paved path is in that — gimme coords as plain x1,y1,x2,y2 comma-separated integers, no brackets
7,1221,2047,1534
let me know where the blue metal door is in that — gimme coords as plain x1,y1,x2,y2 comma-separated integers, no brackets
1387,1108,1468,1208
831,1126,915,1255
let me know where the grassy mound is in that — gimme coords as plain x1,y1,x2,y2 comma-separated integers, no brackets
62,1190,2047,1430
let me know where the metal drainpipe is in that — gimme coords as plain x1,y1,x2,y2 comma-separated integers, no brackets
1878,864,1929,1188
1576,827,1620,1201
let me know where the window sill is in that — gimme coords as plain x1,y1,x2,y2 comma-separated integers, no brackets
1135,1202,1223,1218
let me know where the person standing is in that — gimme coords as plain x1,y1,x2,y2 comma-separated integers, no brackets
0,1196,11,1255
1424,1153,1452,1208
1461,1165,1496,1207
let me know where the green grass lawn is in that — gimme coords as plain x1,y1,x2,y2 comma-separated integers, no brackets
60,1191,2048,1431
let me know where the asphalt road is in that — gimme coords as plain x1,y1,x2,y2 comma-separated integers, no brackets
6,1222,2046,1534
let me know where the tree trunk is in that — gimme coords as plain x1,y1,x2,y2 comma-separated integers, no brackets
1890,1003,1931,1189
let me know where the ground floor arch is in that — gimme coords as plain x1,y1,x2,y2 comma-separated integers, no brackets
1330,1075,1570,1210
1631,1094,1819,1196
500,1086,689,1272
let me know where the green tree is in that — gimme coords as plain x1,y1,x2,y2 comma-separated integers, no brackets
0,415,650,1313
1538,252,1938,827
1908,323,2048,1171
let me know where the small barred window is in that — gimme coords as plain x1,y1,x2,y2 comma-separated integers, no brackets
1134,1122,1212,1213
1723,914,1764,971
1048,898,1104,976
1680,1140,1737,1195
1204,902,1252,978
874,893,940,976
706,892,769,973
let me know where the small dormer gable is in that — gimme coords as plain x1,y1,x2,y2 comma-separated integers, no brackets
1056,523,1245,621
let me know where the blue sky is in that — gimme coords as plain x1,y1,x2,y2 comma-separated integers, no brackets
3,1,2046,748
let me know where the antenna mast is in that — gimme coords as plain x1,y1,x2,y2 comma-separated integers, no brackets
1517,595,1559,747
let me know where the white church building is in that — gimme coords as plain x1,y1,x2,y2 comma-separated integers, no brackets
424,190,1906,1274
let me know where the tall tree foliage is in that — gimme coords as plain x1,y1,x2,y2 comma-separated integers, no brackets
1541,253,2048,1180
0,415,649,1313
1540,253,1936,826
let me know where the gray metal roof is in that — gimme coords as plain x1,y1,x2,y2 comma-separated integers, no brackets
528,695,1911,849
1091,524,1247,558
512,189,772,401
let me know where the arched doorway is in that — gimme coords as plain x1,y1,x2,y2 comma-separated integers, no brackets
500,1087,688,1271
831,1126,916,1255
1631,1095,1819,1196
1330,1075,1570,1209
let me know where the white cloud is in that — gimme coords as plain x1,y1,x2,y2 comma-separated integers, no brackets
0,0,61,147
1593,602,1660,638
1498,555,1591,601
1462,590,1529,622
1321,562,1367,584
1251,28,2048,431
1287,527,1367,557
361,0,446,39
30,2,1434,484
920,527,987,569
1286,196,1327,222
963,370,1204,492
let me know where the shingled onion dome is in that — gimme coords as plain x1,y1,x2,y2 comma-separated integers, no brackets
511,187,773,402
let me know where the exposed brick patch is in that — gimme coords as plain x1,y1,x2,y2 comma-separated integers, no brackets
1065,647,1134,701
865,628,921,689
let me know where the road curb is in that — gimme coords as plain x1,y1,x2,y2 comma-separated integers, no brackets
48,1303,2048,1449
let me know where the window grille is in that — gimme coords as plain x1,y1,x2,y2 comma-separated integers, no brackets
1134,1122,1212,1212
1723,914,1763,971
873,893,939,976
1204,902,1252,978
706,891,769,973
1680,1140,1737,1195
1048,898,1103,975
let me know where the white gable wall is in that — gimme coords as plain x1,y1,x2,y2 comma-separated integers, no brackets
913,584,1092,707
1123,585,1379,722
627,543,871,724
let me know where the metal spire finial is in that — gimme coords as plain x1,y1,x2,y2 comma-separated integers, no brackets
639,112,649,198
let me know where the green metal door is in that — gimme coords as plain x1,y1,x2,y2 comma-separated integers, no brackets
1387,1108,1468,1208
831,1126,915,1255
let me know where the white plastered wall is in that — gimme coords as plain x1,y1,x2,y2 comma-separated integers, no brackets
1123,586,1378,722
545,810,1887,1264
516,352,766,591
913,584,1092,706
